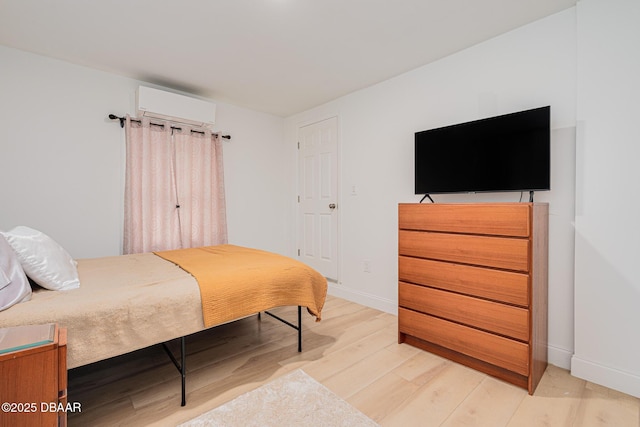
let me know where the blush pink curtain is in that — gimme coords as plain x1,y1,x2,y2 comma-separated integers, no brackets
123,116,227,254
172,125,227,248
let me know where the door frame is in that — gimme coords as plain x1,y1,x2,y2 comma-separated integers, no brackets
295,115,341,283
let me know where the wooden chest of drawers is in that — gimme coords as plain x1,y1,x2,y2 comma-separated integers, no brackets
398,203,548,394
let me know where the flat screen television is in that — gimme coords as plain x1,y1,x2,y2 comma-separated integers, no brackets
414,106,550,195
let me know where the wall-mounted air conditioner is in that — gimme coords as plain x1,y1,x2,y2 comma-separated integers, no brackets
136,86,216,129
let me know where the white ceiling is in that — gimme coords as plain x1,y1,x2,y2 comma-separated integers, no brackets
0,0,575,117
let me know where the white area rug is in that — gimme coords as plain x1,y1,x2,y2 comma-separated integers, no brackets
178,369,379,426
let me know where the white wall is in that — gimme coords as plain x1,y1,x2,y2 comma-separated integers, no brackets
285,9,577,369
4,1,638,399
573,0,640,398
0,45,289,258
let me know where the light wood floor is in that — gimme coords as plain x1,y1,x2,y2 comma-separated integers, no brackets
68,295,640,426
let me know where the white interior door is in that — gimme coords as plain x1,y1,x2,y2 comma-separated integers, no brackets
298,117,338,280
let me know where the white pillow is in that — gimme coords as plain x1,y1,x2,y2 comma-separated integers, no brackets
0,233,32,310
1,226,80,291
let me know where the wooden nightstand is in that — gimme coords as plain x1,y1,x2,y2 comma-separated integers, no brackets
0,323,68,427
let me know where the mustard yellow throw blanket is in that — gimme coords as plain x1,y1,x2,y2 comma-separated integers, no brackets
155,245,327,328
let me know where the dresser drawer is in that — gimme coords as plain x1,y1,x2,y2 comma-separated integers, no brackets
398,308,529,376
399,203,530,237
399,282,529,341
399,230,530,272
399,256,529,306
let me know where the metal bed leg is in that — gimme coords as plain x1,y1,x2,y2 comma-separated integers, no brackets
162,336,187,406
298,305,302,353
263,305,303,352
162,306,302,406
181,336,186,406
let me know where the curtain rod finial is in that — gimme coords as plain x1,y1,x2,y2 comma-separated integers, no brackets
108,114,125,128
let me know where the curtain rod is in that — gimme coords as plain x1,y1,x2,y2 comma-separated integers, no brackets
108,114,231,140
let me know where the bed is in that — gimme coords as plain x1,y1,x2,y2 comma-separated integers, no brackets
0,240,327,405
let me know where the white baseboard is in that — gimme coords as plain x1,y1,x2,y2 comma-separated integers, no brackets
327,283,397,315
547,344,573,370
571,355,640,398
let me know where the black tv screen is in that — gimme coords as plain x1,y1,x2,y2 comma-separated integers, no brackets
415,106,550,195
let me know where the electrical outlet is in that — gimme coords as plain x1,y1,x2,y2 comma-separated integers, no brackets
363,260,371,273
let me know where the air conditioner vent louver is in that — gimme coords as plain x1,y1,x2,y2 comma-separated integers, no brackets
136,86,216,129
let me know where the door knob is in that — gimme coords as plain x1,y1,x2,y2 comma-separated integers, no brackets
329,203,336,209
